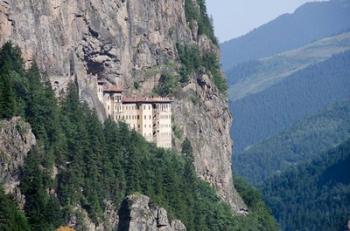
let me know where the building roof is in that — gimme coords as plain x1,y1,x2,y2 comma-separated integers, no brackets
103,85,123,93
122,96,173,104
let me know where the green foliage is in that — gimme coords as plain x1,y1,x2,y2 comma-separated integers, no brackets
154,73,179,97
173,124,183,139
133,81,140,89
234,100,350,185
233,177,279,231
0,186,30,231
176,43,227,93
184,0,217,44
262,139,350,231
20,146,63,230
230,50,350,154
202,52,227,93
0,43,276,231
0,42,23,119
0,73,15,119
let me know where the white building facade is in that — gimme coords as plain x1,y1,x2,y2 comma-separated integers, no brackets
97,81,173,149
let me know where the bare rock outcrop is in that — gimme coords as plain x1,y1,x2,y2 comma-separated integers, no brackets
0,0,245,211
0,117,36,203
118,194,186,231
67,201,119,231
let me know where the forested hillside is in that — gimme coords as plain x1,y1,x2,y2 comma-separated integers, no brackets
0,43,278,230
262,139,350,231
233,100,350,185
221,0,350,69
230,50,350,153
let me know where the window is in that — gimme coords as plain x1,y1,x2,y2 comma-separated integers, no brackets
144,115,146,119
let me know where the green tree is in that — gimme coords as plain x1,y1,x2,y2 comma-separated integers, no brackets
0,186,30,231
0,42,23,119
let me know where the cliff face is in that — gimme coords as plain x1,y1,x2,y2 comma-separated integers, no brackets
65,194,186,231
0,0,244,211
118,194,186,231
0,117,36,204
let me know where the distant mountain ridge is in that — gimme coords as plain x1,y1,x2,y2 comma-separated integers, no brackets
227,32,350,101
233,100,350,185
230,50,350,153
221,0,350,70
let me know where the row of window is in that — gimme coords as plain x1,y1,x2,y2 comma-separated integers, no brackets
126,123,171,133
116,104,154,111
117,114,157,120
115,104,171,111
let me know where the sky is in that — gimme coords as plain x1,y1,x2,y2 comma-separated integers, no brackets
206,0,320,42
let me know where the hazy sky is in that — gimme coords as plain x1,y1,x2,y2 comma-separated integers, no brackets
206,0,320,42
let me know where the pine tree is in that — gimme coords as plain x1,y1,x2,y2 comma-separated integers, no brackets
0,186,30,231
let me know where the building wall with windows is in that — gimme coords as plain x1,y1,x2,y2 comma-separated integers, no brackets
97,82,173,148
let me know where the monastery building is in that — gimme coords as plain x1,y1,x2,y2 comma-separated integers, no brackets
97,81,173,149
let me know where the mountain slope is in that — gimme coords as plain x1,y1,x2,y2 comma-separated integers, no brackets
221,0,350,69
227,32,350,101
230,50,350,153
262,139,350,231
0,0,240,211
0,33,278,231
233,100,350,185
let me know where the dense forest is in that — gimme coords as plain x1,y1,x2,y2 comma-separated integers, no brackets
0,43,277,230
262,139,350,231
233,100,350,185
230,50,350,153
220,0,350,70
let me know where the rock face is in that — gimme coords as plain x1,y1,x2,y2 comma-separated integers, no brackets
0,117,36,202
67,202,119,231
118,194,186,231
0,0,245,211
47,194,185,231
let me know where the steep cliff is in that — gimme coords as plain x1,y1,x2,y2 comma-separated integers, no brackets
64,194,186,231
0,117,36,204
118,194,186,231
0,0,244,210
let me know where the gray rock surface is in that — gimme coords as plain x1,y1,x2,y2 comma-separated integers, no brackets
0,117,36,205
118,194,186,231
0,0,245,211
